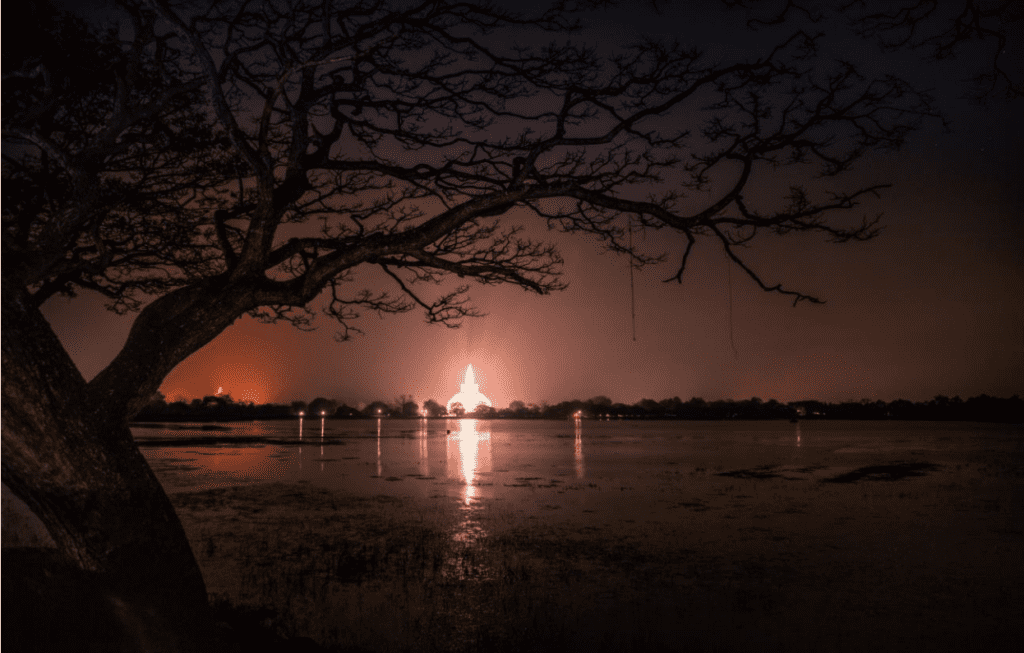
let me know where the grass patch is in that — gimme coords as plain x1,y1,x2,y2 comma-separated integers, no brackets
822,462,939,483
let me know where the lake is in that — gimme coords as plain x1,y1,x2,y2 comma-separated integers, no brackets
138,419,1023,652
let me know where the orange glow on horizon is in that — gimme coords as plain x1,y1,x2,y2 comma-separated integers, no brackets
162,360,272,405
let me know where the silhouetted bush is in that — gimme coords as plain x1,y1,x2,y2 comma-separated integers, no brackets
133,394,1022,424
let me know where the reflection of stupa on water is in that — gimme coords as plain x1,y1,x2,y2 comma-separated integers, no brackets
446,418,492,486
447,364,492,414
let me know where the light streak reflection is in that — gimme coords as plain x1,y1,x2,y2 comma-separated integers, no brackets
447,418,491,545
321,411,326,471
574,415,585,479
298,412,304,471
418,417,429,477
377,418,383,477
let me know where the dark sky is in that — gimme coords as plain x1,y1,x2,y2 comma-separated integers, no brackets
41,1,1023,408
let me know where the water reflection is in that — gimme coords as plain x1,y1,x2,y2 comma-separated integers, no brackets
447,418,492,504
418,417,429,477
575,416,585,479
795,422,802,447
447,419,491,546
376,418,383,477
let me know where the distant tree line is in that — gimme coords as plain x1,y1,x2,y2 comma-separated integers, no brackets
133,393,1021,424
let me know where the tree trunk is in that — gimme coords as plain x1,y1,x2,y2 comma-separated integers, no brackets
1,280,212,651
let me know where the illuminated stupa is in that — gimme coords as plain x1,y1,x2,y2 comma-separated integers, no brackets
447,365,492,414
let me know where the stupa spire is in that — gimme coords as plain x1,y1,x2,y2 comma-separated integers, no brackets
448,364,492,413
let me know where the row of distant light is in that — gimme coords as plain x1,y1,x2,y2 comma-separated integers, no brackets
298,409,584,418
298,408,392,417
299,408,441,417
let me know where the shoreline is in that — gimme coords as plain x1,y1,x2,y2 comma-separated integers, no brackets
5,420,1022,651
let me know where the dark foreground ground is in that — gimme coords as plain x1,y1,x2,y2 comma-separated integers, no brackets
3,547,353,653
165,469,1022,653
5,428,1024,652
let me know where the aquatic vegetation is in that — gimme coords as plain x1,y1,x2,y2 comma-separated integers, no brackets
148,420,1023,652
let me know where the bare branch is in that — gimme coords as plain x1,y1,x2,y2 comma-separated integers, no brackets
3,0,947,410
382,265,484,327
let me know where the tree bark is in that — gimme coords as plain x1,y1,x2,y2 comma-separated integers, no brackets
88,281,258,418
1,277,212,650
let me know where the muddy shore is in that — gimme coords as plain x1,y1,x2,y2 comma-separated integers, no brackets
5,421,1022,652
164,451,1022,651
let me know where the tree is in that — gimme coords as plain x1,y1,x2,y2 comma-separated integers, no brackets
450,402,467,418
474,404,497,418
423,399,447,418
364,400,392,417
3,0,948,646
333,403,362,418
724,0,1022,102
307,397,338,417
638,398,664,416
401,400,420,418
3,3,223,645
842,0,1024,101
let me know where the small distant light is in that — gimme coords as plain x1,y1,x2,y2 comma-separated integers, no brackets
299,411,304,417
321,411,326,416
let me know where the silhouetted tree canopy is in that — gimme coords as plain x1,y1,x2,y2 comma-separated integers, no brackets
307,397,338,416
131,391,1023,423
6,0,949,372
5,0,999,647
423,399,447,417
364,400,393,417
401,400,421,418
723,0,1022,101
841,0,1023,101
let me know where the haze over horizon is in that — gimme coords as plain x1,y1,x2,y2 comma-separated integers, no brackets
40,1,1023,410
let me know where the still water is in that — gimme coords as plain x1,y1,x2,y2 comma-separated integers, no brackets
136,417,1023,550
135,419,1023,652
135,417,1021,496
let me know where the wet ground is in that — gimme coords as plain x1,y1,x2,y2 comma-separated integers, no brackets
141,419,1023,652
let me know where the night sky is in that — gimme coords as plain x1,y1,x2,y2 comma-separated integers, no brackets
41,1,1023,409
